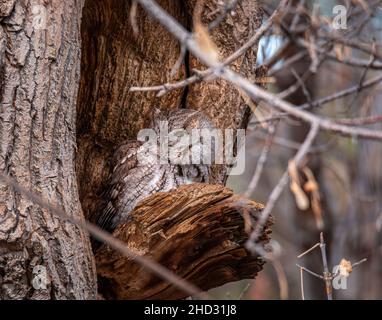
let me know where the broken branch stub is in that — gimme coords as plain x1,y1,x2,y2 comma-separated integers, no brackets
95,183,272,299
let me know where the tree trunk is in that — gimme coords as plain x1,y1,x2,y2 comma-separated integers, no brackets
1,0,265,299
0,0,96,299
76,0,263,216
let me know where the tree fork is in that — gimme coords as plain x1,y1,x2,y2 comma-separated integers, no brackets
0,0,266,299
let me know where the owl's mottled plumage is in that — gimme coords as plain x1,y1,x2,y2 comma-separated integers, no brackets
91,109,225,236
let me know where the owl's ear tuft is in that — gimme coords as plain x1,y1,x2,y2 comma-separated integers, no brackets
151,107,168,123
151,107,168,132
151,107,162,128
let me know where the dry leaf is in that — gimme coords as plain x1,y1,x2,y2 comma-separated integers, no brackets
194,24,220,63
289,161,309,210
339,259,352,277
303,167,324,230
290,181,310,210
334,44,351,62
193,0,219,63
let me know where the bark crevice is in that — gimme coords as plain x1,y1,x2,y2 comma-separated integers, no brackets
0,0,96,299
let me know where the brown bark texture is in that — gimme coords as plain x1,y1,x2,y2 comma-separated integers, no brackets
0,0,96,299
96,184,272,300
76,0,263,217
0,0,266,299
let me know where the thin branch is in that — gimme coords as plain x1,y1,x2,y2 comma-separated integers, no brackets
237,282,251,300
319,32,382,61
300,267,305,300
271,259,289,300
135,0,382,141
250,244,289,300
297,38,382,70
244,124,277,198
319,232,333,300
351,258,368,268
297,242,320,258
335,115,382,126
130,0,288,95
246,123,320,251
331,258,368,279
296,264,324,280
249,129,334,153
0,172,209,300
208,0,241,31
299,73,382,109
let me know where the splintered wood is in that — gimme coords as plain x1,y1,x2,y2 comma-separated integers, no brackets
95,183,272,299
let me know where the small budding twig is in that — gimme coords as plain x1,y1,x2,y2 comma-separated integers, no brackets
297,232,367,300
297,232,332,300
296,264,324,279
319,232,333,300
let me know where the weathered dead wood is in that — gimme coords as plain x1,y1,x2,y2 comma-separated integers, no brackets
0,0,265,299
95,183,272,300
77,1,267,299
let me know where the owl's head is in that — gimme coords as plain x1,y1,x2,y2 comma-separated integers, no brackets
150,108,224,184
151,108,214,133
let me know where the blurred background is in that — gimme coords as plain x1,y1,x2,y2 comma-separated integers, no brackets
210,0,382,299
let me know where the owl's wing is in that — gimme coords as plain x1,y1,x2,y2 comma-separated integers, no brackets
91,140,143,234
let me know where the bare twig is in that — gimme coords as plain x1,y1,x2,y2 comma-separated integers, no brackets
246,123,320,251
237,282,251,300
300,267,305,300
130,0,288,95
296,264,324,280
299,73,382,110
135,0,382,142
335,115,382,126
319,232,333,300
0,172,209,300
351,258,368,268
272,259,289,300
130,0,139,35
244,124,277,198
250,244,289,300
297,242,320,258
297,38,382,70
208,0,240,31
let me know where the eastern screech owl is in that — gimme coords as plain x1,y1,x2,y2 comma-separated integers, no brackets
91,109,225,235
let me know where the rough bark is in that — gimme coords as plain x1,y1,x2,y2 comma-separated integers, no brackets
76,0,265,299
0,0,96,299
184,0,262,130
76,0,263,218
96,184,272,300
0,0,265,299
76,0,189,217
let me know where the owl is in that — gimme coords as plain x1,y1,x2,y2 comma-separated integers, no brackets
91,109,226,237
